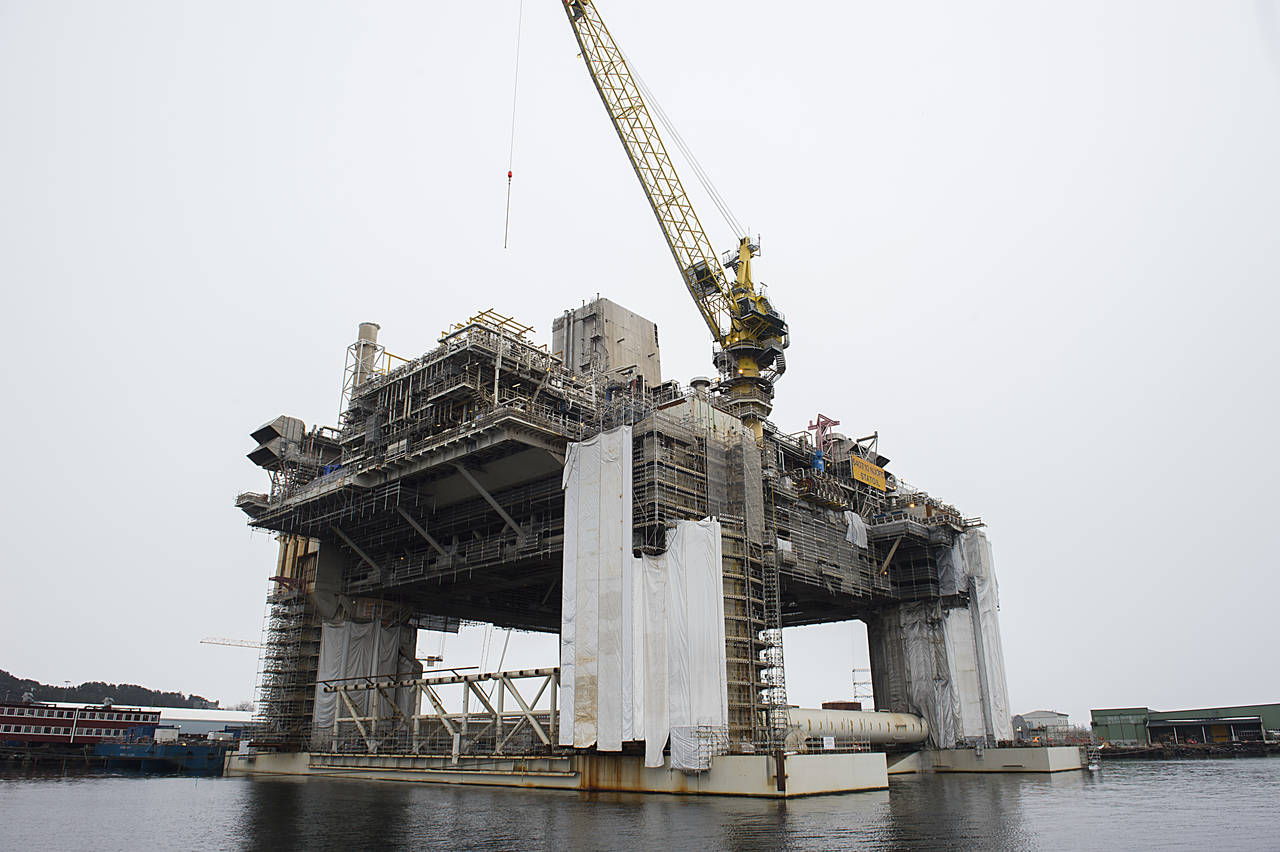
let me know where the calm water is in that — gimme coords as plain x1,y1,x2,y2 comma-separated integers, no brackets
1,759,1278,850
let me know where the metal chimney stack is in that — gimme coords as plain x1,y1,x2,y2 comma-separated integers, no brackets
353,322,381,388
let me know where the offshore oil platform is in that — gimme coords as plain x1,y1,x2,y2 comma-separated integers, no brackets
228,1,1081,794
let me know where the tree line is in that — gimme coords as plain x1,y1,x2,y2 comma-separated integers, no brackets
0,669,219,709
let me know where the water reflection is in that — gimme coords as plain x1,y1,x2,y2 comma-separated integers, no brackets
4,759,1278,851
236,776,420,850
232,777,989,851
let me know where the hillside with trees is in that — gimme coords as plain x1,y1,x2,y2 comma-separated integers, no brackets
0,669,220,709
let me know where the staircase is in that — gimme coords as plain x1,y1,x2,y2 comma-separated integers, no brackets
758,553,790,749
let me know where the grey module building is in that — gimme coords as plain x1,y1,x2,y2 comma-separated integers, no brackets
552,298,662,389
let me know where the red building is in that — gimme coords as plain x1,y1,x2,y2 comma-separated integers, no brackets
0,702,161,745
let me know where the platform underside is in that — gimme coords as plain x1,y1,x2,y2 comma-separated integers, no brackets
248,411,922,633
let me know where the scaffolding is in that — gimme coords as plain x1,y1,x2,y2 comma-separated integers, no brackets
251,580,320,748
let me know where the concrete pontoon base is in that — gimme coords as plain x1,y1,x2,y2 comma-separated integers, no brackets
224,751,889,797
887,746,1084,774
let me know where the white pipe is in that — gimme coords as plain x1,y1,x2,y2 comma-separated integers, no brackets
785,709,929,746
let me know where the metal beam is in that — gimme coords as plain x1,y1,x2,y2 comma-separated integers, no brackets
374,683,411,728
879,535,904,576
331,524,382,574
466,680,500,718
324,667,559,690
419,684,459,737
451,464,524,540
495,716,531,754
500,673,550,745
337,690,374,753
395,506,449,558
492,673,555,755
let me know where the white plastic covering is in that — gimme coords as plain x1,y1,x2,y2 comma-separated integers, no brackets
638,549,668,767
943,608,986,739
870,529,1013,746
312,620,420,736
891,603,961,747
660,519,729,771
559,427,729,770
559,425,633,749
844,510,869,548
960,530,1013,743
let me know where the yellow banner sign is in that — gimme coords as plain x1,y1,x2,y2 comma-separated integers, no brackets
850,455,887,491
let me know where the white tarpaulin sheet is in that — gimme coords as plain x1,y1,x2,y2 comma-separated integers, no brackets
844,510,869,548
888,529,1014,746
893,602,960,748
943,609,986,739
960,530,1014,742
638,549,668,766
659,519,729,771
559,427,728,769
559,426,633,749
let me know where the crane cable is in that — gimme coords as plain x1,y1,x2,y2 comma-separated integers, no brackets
479,623,493,671
503,0,525,249
624,51,747,242
485,629,513,698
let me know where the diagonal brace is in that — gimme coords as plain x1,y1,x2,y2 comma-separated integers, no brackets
451,464,524,540
374,683,410,729
419,684,458,737
395,506,448,557
331,525,382,574
466,681,500,718
501,674,549,745
337,689,375,753
879,535,904,576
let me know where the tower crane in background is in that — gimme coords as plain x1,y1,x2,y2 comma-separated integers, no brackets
200,637,265,649
561,1,790,442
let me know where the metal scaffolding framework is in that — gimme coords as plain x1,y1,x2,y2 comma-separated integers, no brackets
318,668,559,759
251,581,320,749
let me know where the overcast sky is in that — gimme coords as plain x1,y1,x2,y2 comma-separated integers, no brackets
2,1,1277,724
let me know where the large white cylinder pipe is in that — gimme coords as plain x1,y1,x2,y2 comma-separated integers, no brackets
784,709,929,747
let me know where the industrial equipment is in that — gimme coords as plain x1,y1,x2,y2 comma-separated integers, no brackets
562,0,790,441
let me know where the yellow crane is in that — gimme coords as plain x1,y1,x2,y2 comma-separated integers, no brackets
562,0,789,441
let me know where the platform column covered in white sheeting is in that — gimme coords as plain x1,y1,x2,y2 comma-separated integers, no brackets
559,426,729,771
867,528,1013,747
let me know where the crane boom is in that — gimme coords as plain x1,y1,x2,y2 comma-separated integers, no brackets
562,0,789,439
200,637,264,649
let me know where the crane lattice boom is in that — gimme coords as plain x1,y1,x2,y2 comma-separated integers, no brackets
562,0,789,437
200,637,265,649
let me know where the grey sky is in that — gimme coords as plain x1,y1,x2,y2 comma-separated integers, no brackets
2,1,1277,724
